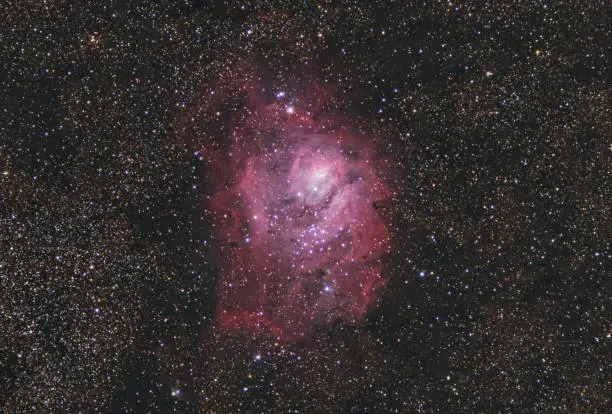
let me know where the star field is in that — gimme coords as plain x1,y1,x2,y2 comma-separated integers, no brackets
0,1,609,412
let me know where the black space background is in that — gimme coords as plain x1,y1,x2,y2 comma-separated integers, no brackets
0,1,609,413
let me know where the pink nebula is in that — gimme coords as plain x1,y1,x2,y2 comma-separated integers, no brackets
180,78,395,341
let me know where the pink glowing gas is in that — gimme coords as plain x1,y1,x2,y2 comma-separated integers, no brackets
179,75,395,341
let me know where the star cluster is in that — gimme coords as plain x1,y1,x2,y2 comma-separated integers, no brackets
1,1,609,413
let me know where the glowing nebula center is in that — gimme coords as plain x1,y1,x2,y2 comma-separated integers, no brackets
184,82,394,341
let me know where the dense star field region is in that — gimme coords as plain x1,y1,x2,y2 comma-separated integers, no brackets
0,1,610,412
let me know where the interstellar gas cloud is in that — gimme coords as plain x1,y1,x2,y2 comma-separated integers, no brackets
179,68,397,341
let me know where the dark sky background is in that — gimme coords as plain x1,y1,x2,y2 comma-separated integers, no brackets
0,1,609,413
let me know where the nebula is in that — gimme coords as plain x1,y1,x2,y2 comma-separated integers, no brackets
180,74,395,341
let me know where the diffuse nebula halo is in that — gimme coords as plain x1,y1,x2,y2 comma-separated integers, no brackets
183,76,395,341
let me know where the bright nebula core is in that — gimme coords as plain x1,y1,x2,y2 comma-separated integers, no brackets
183,78,395,341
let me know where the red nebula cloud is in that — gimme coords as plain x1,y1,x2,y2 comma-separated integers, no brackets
180,75,395,342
